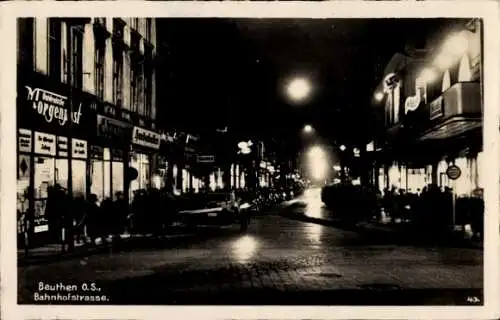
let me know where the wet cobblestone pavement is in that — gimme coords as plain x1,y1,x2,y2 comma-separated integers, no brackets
18,189,483,305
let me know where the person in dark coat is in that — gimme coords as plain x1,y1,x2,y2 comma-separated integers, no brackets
113,191,129,238
85,194,101,245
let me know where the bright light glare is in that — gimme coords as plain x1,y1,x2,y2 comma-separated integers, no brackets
304,125,313,133
308,146,327,180
434,52,455,70
374,92,384,101
339,145,346,151
333,165,341,171
443,32,469,56
419,68,437,83
287,78,311,101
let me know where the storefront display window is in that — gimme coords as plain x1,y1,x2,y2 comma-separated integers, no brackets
130,152,150,196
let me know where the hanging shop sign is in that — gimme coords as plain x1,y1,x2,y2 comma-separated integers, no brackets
34,132,56,156
132,126,161,150
18,129,32,153
197,155,215,163
57,136,68,157
430,96,444,120
72,139,88,159
446,165,462,180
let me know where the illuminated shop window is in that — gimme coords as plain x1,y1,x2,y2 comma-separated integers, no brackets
216,168,223,189
182,169,189,193
240,171,246,189
209,172,216,191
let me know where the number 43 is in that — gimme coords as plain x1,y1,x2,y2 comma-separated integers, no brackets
467,296,481,304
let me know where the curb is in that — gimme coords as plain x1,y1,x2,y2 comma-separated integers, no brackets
18,233,194,267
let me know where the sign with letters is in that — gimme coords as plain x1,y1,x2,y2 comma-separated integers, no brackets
57,136,68,157
132,126,160,150
24,86,83,127
430,96,444,120
97,114,130,142
72,139,87,159
18,129,32,153
34,132,56,156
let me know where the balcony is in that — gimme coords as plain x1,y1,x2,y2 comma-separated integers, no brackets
420,81,482,140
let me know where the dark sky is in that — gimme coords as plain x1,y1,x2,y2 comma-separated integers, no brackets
155,18,455,150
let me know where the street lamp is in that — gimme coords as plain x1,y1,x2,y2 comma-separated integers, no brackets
287,77,311,102
303,124,313,133
419,68,437,83
339,144,346,152
374,92,384,102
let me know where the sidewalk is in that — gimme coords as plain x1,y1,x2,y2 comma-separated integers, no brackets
277,206,483,248
18,226,194,266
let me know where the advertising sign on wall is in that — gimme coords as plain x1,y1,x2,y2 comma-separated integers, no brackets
18,129,32,153
18,72,97,141
34,132,56,156
72,139,88,159
132,126,161,150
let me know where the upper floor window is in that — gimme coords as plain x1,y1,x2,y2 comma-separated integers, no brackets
112,46,123,107
17,18,35,71
95,38,105,100
47,18,61,81
68,25,83,89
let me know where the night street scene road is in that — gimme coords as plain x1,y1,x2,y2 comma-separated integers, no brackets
17,16,485,306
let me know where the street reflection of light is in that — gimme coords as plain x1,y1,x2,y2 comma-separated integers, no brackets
232,235,258,263
303,187,324,219
305,222,323,244
308,146,327,180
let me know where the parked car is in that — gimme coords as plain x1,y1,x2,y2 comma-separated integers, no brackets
177,192,254,232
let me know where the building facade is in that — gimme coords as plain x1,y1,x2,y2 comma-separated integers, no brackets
17,17,161,240
368,19,483,197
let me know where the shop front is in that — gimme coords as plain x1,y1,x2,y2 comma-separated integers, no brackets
129,126,161,200
91,113,131,203
17,71,96,243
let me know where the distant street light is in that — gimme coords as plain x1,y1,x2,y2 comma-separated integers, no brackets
339,145,346,151
303,124,313,133
308,146,327,180
287,78,311,102
374,92,384,102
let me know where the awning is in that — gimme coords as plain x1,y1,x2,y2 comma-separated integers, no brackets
419,116,482,140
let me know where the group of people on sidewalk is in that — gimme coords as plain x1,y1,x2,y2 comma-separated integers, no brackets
29,185,180,252
379,184,484,240
322,182,484,241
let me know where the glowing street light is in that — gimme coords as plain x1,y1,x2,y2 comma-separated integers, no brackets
308,146,327,181
419,68,437,83
374,92,384,102
339,145,346,152
303,124,313,133
287,78,311,102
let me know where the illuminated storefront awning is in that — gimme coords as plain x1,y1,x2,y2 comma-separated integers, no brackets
419,81,481,141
